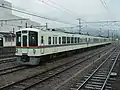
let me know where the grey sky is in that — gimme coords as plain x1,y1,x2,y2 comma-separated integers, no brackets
5,0,120,33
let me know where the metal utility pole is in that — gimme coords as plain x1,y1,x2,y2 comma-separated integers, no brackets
77,18,82,34
99,28,102,36
46,23,48,29
108,30,109,38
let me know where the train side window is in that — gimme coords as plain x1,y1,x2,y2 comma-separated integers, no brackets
5,37,7,42
55,37,57,44
71,37,73,43
75,37,77,43
8,37,11,42
41,36,44,44
62,37,66,44
78,37,79,43
85,38,87,42
67,37,70,44
59,37,61,44
48,37,51,44
12,37,14,42
53,37,54,44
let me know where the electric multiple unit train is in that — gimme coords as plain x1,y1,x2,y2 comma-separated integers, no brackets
16,28,111,65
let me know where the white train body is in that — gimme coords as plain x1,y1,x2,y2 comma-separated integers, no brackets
16,28,111,65
0,33,16,47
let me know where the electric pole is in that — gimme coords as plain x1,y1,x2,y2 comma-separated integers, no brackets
77,18,82,34
108,30,109,38
99,28,102,36
46,23,48,29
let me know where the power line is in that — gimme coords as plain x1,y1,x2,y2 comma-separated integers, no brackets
0,18,28,21
38,0,77,18
99,0,108,10
0,4,76,26
83,20,120,23
38,0,100,30
39,0,79,18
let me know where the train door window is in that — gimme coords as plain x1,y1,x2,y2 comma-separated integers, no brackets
62,37,66,44
71,37,73,43
78,38,79,43
67,37,70,44
59,37,61,44
48,37,51,44
23,35,27,46
53,37,54,44
55,37,57,44
41,36,44,44
75,37,77,43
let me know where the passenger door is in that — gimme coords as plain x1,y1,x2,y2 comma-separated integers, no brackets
22,35,29,53
40,36,44,54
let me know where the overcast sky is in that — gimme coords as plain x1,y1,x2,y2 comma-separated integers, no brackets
5,0,120,34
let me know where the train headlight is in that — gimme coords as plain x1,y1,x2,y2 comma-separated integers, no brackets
33,49,36,54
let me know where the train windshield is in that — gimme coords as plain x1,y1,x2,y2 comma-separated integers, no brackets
16,31,21,46
29,31,38,46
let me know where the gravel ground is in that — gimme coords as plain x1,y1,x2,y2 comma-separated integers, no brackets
27,47,113,90
0,46,106,87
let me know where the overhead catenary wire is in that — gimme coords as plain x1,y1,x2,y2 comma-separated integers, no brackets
37,0,96,30
0,4,76,26
0,18,29,22
99,0,108,10
38,0,80,18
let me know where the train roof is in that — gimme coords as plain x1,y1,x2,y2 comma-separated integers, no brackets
17,28,109,39
17,28,39,32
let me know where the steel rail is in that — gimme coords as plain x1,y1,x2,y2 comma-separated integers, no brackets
0,46,112,90
75,48,119,90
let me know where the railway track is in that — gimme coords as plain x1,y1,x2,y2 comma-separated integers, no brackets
0,65,28,76
69,47,120,90
0,45,111,76
0,57,16,64
0,45,114,90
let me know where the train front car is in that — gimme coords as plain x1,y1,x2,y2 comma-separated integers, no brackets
16,28,40,65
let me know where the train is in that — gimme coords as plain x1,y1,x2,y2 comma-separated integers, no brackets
0,33,16,55
15,28,112,65
0,33,15,47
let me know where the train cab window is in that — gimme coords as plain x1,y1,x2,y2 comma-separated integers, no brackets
48,37,51,44
62,37,66,44
67,37,70,44
22,30,27,33
16,31,21,46
41,36,44,44
29,31,38,46
59,37,61,44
